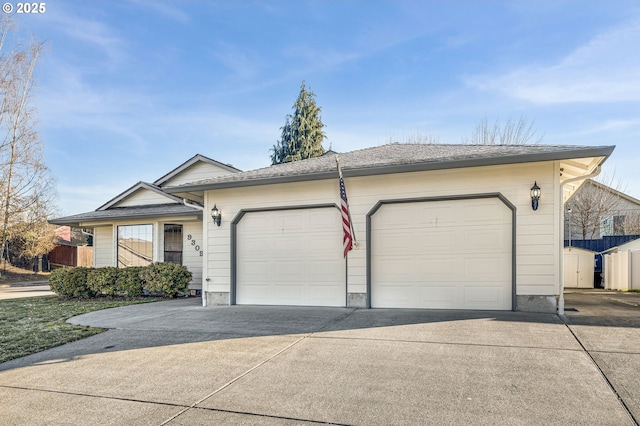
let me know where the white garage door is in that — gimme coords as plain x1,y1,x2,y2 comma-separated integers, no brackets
236,207,345,306
371,197,512,310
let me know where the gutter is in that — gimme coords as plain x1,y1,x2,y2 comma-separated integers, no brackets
183,199,204,211
558,166,602,315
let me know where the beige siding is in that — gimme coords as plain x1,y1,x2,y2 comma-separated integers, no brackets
182,221,203,290
113,188,176,207
94,226,114,267
162,162,234,187
203,161,561,299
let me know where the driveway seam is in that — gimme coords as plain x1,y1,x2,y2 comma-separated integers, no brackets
161,309,360,425
560,315,639,426
308,334,585,352
0,384,190,409
181,406,351,425
160,333,311,425
588,349,640,355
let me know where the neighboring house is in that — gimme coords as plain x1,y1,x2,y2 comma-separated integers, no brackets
48,226,93,268
565,179,640,240
51,143,614,313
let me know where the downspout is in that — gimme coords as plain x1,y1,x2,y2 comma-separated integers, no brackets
558,166,601,315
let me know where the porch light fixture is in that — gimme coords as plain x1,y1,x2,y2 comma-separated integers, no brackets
530,181,541,211
211,205,221,227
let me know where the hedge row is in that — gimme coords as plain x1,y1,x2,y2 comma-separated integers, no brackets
49,263,192,299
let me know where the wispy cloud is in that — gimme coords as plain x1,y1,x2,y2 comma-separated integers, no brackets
465,18,640,104
586,118,640,133
213,41,265,80
130,0,190,24
43,8,126,66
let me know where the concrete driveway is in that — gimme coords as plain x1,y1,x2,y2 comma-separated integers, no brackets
0,294,637,425
563,289,640,424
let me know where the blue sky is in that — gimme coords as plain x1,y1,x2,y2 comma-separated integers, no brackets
10,0,640,215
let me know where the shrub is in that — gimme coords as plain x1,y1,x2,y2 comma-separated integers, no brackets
48,267,96,298
87,267,120,296
116,266,145,297
48,268,65,295
49,263,191,299
141,262,192,298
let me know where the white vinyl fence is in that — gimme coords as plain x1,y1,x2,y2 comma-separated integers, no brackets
604,250,640,291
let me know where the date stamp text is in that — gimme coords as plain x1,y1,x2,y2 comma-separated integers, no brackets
3,3,46,14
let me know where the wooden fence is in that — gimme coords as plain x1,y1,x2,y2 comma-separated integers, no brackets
49,245,93,268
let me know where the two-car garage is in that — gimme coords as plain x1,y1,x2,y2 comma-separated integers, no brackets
233,195,514,311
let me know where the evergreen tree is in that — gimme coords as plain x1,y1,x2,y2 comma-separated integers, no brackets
271,82,326,165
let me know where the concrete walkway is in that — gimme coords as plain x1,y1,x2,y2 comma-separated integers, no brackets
0,281,53,299
0,297,637,425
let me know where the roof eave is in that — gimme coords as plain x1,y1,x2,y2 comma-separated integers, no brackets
164,146,615,193
49,210,202,227
154,154,242,186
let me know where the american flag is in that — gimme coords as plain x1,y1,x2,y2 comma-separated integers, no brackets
337,158,353,258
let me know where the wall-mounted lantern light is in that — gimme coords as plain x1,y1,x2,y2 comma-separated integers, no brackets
530,181,541,211
211,204,221,227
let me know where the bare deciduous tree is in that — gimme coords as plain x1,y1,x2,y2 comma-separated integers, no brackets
566,176,626,240
0,15,56,270
623,212,640,236
462,116,544,145
386,131,440,144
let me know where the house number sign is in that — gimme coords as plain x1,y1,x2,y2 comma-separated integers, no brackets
186,234,203,257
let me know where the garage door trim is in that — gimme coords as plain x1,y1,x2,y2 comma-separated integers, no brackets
230,203,341,305
366,193,517,310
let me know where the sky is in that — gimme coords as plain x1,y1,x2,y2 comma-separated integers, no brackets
7,0,640,216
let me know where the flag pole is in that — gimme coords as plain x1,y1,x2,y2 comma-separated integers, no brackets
336,155,357,245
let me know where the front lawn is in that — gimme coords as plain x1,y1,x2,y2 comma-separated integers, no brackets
0,296,160,364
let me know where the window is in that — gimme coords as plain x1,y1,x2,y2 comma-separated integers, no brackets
600,215,626,236
164,224,183,265
117,224,153,268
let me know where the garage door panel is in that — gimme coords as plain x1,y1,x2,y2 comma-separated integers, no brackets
276,285,302,301
375,258,415,281
237,208,345,307
374,231,411,251
416,205,456,226
241,238,271,255
311,210,337,229
415,230,456,251
242,285,270,301
308,284,343,303
310,260,343,276
464,228,508,250
462,203,506,224
241,260,271,280
274,260,306,278
375,283,413,304
463,256,509,279
464,286,510,310
274,237,304,254
420,258,458,276
372,197,512,310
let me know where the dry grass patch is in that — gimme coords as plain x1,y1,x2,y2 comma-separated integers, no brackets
0,296,160,363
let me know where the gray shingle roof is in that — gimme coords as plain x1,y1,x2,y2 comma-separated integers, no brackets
50,203,202,226
164,143,615,192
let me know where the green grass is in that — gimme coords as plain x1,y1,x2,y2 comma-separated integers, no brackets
0,296,160,364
